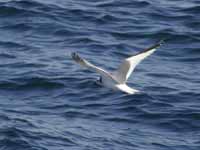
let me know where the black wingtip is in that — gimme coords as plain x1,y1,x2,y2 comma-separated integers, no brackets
71,52,83,63
154,39,165,48
71,52,77,60
71,52,77,58
137,39,165,54
71,52,79,60
158,39,165,46
147,39,164,50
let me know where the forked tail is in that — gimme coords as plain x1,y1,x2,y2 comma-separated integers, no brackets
116,84,139,94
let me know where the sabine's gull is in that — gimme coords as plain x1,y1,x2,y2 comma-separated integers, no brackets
72,40,163,94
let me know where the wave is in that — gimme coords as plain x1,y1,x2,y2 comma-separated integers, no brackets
0,41,28,49
1,23,32,32
0,127,34,149
0,77,65,90
0,53,16,59
95,0,150,8
0,5,40,17
181,5,200,14
3,62,47,68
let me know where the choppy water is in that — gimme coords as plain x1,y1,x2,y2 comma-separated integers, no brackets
0,0,200,149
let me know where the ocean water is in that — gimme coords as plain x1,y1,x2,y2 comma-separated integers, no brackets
0,0,200,149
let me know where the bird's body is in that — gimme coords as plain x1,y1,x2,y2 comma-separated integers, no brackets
96,72,139,94
72,40,163,94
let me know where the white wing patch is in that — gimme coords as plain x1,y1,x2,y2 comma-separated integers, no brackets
113,40,163,84
71,52,115,81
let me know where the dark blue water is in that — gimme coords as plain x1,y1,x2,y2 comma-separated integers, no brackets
0,0,200,149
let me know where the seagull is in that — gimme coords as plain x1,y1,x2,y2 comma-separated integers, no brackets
72,40,163,94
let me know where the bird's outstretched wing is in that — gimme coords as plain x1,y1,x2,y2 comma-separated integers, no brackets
113,40,164,84
72,52,114,80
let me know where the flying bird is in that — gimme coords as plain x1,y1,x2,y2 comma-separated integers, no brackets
72,40,163,94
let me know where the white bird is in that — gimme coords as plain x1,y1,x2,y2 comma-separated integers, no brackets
72,40,163,94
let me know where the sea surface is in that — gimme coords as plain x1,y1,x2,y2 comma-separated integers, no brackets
0,0,200,150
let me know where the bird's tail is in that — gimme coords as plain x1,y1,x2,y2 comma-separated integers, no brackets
116,84,139,94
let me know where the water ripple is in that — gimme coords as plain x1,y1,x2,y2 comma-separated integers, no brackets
0,0,200,149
